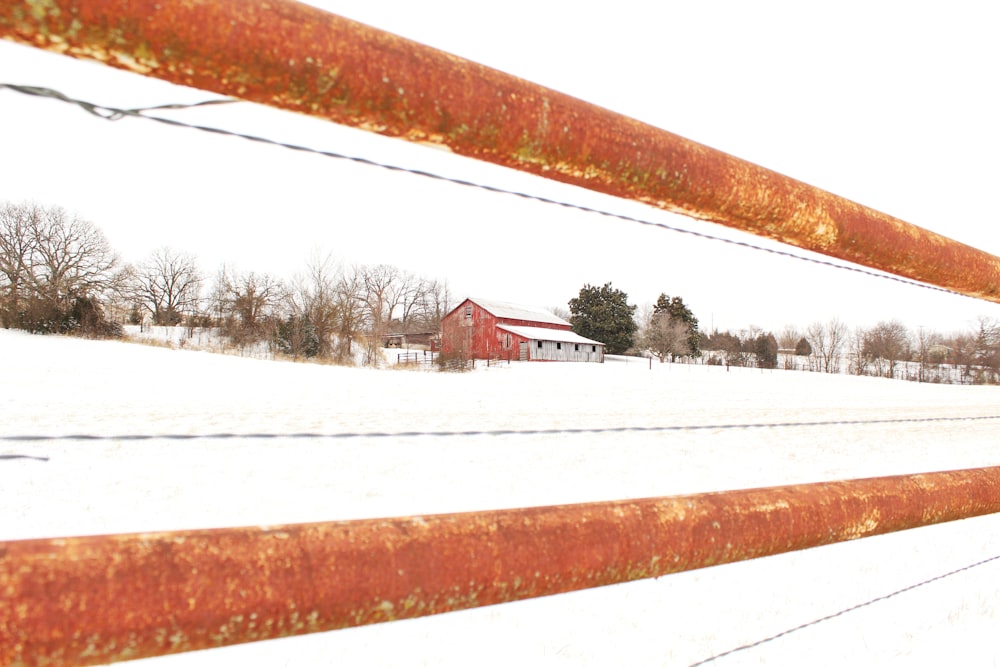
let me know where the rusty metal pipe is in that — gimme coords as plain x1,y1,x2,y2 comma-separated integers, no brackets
3,466,1000,666
2,1,1000,302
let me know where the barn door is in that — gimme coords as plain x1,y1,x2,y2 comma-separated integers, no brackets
518,341,528,361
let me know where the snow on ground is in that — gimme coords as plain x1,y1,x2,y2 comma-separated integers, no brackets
3,329,1000,666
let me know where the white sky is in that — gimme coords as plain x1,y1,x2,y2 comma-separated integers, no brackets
2,1,999,334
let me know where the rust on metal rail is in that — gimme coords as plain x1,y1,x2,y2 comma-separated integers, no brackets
3,466,1000,666
2,0,1000,302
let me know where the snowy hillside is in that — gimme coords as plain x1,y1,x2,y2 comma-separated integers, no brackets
3,329,1000,666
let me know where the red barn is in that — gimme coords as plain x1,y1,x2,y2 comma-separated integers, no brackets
441,297,605,362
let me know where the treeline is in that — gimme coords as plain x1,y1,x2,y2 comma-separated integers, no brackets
700,319,995,380
686,317,1000,384
1,202,452,364
567,282,1000,385
188,257,450,364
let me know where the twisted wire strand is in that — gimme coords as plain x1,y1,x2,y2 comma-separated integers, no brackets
0,83,965,301
687,552,1000,666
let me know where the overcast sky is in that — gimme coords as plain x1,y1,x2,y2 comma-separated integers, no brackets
3,1,999,334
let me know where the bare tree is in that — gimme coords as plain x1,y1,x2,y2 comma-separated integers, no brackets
101,264,141,325
359,263,399,365
847,326,870,376
213,267,285,349
286,252,341,358
1,202,119,333
0,202,33,327
863,320,910,379
633,302,653,342
426,278,454,333
307,253,342,358
642,312,691,362
549,304,572,323
777,324,801,352
971,316,1000,383
129,247,203,325
806,317,848,373
949,329,979,383
333,265,367,363
914,325,935,383
207,264,232,327
383,270,434,334
26,205,118,304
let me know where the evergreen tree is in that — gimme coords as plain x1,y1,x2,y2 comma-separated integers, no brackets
706,330,741,354
568,282,637,355
275,314,320,358
705,330,742,367
652,293,701,358
794,336,812,356
755,332,779,369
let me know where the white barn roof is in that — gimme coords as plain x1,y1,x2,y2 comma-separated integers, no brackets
497,324,604,346
468,297,570,327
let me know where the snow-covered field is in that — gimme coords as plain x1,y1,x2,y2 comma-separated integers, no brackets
3,329,1000,666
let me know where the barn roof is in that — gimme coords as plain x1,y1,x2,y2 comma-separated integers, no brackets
467,297,569,326
497,324,604,346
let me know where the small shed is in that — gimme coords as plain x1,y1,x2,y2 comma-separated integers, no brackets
383,331,438,349
440,297,604,363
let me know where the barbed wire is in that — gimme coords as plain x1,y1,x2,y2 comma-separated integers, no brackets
0,83,967,301
687,551,1000,666
2,413,999,442
1,83,239,119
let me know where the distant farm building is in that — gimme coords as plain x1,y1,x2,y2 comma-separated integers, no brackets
441,297,605,362
382,331,438,349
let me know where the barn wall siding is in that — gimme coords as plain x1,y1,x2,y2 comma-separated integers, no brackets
442,300,508,359
531,340,603,363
